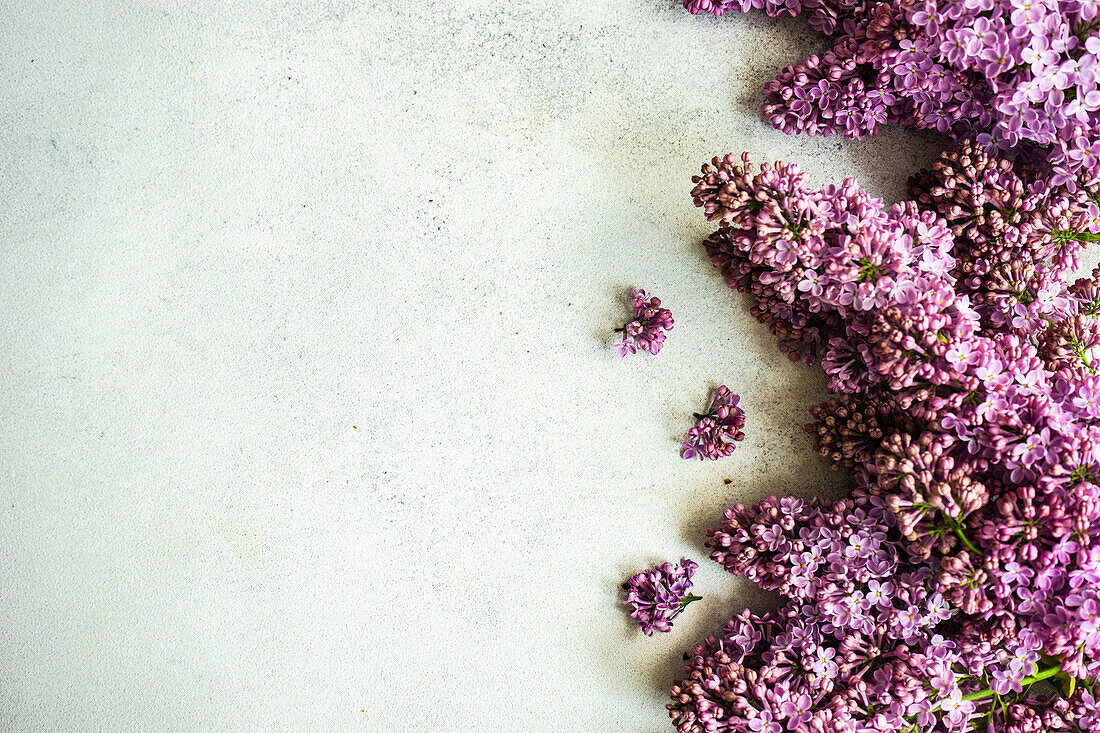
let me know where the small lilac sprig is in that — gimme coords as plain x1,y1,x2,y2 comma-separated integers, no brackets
612,288,674,356
681,386,746,460
622,559,700,635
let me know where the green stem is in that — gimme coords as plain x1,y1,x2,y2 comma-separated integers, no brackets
679,594,702,611
1053,229,1100,244
931,512,982,556
952,524,982,556
920,666,1070,720
957,666,1063,705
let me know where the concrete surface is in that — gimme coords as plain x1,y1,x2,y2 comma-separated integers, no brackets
0,1,1035,731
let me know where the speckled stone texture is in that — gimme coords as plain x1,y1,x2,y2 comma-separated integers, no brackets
1,2,1090,731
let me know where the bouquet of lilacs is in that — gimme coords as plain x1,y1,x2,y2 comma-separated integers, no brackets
665,142,1100,732
684,0,1100,187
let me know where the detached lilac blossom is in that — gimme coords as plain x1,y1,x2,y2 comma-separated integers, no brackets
611,288,674,356
682,386,746,460
622,559,700,635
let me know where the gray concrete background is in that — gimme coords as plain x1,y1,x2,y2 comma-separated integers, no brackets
0,2,1047,730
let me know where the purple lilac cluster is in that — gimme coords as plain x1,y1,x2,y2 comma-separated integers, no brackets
670,493,1100,732
623,559,701,635
666,147,1100,731
613,287,675,356
683,0,1100,185
683,385,747,460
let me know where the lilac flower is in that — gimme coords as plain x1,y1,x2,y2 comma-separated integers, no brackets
1012,428,1051,466
946,342,979,368
760,523,786,552
866,579,893,607
779,692,812,728
974,392,1007,422
797,269,824,297
747,710,782,733
622,559,699,636
1053,536,1080,564
924,594,953,624
938,690,976,727
1001,561,1035,586
665,148,1100,733
611,288,673,356
668,487,1086,732
1011,303,1043,332
929,669,956,695
810,646,838,679
681,385,746,460
1035,285,1071,314
686,0,1100,182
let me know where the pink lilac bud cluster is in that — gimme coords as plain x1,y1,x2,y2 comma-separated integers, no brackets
623,559,701,635
613,287,675,356
905,140,1100,332
666,146,1100,731
682,385,747,460
683,0,1100,186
